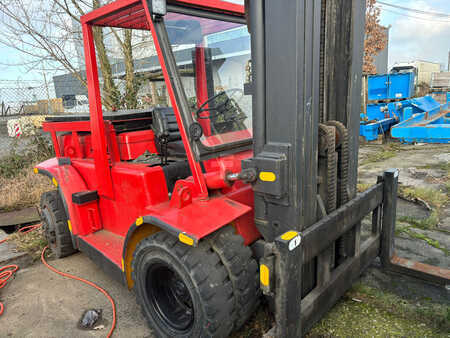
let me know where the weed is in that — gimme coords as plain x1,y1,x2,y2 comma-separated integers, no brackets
0,134,54,212
357,183,372,192
417,161,450,175
309,283,449,336
396,226,449,255
397,185,448,231
9,227,47,261
397,210,440,230
0,134,54,179
0,165,52,212
399,186,448,209
361,148,397,165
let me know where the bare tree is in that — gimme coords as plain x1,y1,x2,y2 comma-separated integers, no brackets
364,0,388,74
0,0,144,110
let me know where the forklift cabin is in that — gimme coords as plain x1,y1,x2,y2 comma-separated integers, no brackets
36,0,449,337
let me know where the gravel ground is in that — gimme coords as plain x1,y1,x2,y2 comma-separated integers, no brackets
359,143,450,269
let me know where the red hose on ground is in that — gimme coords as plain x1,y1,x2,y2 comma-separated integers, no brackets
0,223,42,245
40,246,116,338
0,223,42,315
1,223,116,336
0,265,19,315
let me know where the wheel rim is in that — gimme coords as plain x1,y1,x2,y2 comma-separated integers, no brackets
146,262,194,332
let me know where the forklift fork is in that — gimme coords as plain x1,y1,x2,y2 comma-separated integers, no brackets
266,169,450,337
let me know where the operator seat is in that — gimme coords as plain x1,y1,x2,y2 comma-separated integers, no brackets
152,107,186,157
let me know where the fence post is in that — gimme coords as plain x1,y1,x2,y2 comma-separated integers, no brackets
380,168,399,267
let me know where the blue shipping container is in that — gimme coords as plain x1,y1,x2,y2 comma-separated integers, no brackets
388,73,415,99
367,72,415,101
367,74,389,101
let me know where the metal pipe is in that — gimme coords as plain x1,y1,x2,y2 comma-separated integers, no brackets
249,0,266,154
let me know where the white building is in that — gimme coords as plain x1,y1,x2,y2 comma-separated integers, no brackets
390,60,441,86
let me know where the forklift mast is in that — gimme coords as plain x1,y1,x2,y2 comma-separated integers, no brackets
244,2,449,336
246,0,364,242
242,1,366,335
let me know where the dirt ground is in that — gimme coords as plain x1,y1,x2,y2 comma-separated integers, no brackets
358,143,450,269
0,141,449,337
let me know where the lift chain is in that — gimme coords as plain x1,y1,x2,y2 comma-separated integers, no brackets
318,124,337,213
326,121,350,205
326,121,350,263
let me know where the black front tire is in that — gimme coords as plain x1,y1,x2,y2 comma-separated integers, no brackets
207,226,260,330
132,231,234,338
40,190,76,258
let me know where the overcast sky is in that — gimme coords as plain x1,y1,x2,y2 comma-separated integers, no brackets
378,0,450,70
0,0,448,81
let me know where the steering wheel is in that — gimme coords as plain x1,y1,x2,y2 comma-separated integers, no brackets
195,88,243,120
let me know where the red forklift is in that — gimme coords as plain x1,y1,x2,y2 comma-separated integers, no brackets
36,0,449,337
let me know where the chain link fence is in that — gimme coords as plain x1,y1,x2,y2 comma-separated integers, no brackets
0,80,65,116
0,75,175,118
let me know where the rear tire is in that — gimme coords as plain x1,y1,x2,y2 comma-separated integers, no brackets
207,226,260,331
131,231,234,338
40,190,76,258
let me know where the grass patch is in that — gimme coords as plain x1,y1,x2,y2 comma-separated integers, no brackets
8,226,47,260
0,134,54,212
0,166,52,212
397,185,448,230
309,283,449,337
396,226,449,255
235,282,449,337
399,186,448,209
361,148,397,166
357,183,372,193
417,161,450,175
0,134,53,179
397,211,440,229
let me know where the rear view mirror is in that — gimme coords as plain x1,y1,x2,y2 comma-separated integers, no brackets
166,20,202,45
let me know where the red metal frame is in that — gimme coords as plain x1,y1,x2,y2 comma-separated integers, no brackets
80,0,244,25
82,23,114,198
36,0,257,283
195,47,212,136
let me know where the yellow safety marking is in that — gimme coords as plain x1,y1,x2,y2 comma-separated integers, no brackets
179,233,194,246
259,171,276,182
281,231,299,241
135,217,144,226
260,264,270,286
52,177,58,187
121,258,125,272
33,167,38,174
67,220,72,233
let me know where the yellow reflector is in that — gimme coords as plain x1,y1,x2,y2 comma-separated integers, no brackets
33,167,38,174
121,258,125,272
259,171,276,182
135,217,144,226
179,233,194,246
67,220,72,233
260,264,270,286
52,177,58,187
281,231,299,241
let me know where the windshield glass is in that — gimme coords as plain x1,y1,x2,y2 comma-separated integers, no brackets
164,12,252,149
